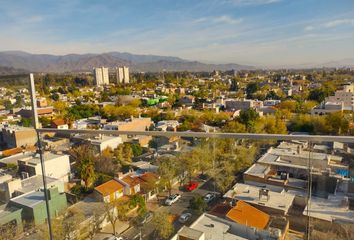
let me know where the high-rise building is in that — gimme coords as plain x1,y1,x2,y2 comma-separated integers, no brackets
116,67,124,83
116,66,130,84
93,67,109,86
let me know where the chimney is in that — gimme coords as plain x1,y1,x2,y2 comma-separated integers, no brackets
116,172,124,179
259,188,270,201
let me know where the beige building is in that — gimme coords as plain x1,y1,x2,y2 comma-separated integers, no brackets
94,67,109,86
1,125,37,148
116,66,129,84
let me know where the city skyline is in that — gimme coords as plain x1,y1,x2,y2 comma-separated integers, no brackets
0,0,354,67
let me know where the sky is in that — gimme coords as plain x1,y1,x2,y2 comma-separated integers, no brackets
0,0,354,67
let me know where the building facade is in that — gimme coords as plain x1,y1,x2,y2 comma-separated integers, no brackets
94,67,109,86
116,66,129,84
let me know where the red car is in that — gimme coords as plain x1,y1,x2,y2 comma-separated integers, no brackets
185,181,199,191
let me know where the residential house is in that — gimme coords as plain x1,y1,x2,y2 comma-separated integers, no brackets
94,179,124,203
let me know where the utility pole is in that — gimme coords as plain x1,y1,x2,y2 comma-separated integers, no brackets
29,73,53,240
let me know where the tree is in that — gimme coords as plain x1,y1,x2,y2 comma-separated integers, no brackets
157,156,177,195
53,101,68,116
87,208,105,240
152,211,174,240
246,82,260,98
95,147,121,175
20,117,32,127
325,112,349,135
70,145,96,188
308,87,333,103
62,208,85,240
222,121,246,133
104,199,130,236
254,116,287,134
131,143,143,157
38,218,65,240
0,222,21,240
179,152,199,183
113,143,133,166
51,93,60,101
190,195,207,214
129,194,147,216
238,108,259,131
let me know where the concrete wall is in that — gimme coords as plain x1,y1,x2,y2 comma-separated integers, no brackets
1,127,37,148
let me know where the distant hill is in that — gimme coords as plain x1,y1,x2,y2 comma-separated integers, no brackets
0,65,28,75
0,51,254,73
317,59,354,68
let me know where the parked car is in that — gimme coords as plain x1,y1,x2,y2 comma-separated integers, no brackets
185,181,199,191
178,213,192,223
203,192,216,203
165,194,181,205
104,235,125,240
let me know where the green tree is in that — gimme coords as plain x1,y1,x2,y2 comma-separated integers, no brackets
157,156,177,195
246,82,260,98
152,211,174,240
238,108,259,131
222,121,246,133
70,145,96,188
190,195,207,214
104,199,131,236
130,143,143,157
254,116,287,134
130,194,147,216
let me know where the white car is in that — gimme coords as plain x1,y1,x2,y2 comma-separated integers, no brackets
105,236,124,240
203,193,216,203
165,193,181,206
178,213,192,223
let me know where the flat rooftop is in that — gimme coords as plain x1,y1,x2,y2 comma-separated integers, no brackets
303,193,354,223
10,190,46,208
18,175,59,193
20,152,68,165
244,163,270,178
189,213,247,240
224,183,295,214
69,196,106,217
0,151,34,165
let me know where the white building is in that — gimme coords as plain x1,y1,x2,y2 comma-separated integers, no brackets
94,67,109,86
17,152,71,182
313,83,354,114
325,83,354,110
88,135,123,152
116,66,129,84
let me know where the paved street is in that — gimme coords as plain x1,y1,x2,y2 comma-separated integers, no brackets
120,177,217,240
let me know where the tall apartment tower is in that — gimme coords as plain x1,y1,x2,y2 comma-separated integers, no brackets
116,66,130,84
94,67,109,86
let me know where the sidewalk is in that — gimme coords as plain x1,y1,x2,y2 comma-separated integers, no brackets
94,220,130,240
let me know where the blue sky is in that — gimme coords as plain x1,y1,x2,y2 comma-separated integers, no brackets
0,0,354,66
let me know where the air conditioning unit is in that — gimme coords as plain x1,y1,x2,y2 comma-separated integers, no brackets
21,171,29,179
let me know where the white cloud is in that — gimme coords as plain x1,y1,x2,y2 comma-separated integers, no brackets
324,18,354,28
213,16,243,24
227,0,281,6
193,15,243,25
304,25,314,31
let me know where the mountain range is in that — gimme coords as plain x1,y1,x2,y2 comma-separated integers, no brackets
0,51,254,75
0,51,353,75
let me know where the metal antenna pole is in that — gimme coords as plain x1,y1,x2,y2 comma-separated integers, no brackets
29,73,53,240
306,142,313,240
